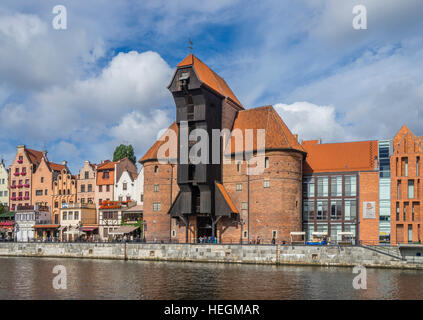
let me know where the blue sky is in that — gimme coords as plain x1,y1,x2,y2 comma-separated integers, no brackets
0,0,423,173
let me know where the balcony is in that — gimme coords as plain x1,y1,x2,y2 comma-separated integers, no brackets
13,172,20,177
17,184,23,189
24,184,30,188
10,185,16,189
20,172,26,176
23,196,30,200
17,196,22,201
11,197,16,201
17,160,23,164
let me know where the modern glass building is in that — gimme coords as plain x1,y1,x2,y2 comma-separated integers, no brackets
378,139,393,243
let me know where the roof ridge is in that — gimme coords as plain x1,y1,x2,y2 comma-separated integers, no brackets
270,107,291,148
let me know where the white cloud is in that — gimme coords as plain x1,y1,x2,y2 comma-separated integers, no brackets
1,50,173,141
110,109,173,156
274,102,348,143
0,13,46,45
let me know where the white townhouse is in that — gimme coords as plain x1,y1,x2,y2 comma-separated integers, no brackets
0,160,8,207
114,167,144,205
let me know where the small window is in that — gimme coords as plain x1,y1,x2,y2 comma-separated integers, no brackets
264,180,270,188
123,183,127,191
171,230,176,237
237,162,241,173
241,202,248,210
154,166,159,173
272,230,277,239
265,157,269,169
236,183,242,191
243,231,248,238
154,184,159,192
41,177,44,183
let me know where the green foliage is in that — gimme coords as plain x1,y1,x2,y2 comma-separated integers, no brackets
0,203,4,214
113,144,136,164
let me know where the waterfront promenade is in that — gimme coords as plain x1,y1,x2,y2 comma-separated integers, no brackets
0,242,422,270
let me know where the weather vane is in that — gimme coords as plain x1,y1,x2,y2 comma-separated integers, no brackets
188,39,194,53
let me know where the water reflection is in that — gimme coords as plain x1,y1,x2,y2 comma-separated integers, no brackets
0,257,422,300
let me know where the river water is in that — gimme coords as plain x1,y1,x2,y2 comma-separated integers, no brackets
0,256,422,299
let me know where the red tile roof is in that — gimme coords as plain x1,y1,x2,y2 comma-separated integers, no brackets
97,160,117,170
48,162,66,172
302,140,378,173
177,54,243,108
25,148,44,165
139,122,178,163
226,105,305,155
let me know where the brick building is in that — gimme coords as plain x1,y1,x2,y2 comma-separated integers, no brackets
8,146,44,211
301,139,380,244
52,165,78,224
77,160,96,205
140,54,305,244
391,125,423,244
32,156,66,215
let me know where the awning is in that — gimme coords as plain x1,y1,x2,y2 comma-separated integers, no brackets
64,229,85,235
82,226,98,232
58,225,67,231
290,232,305,236
338,232,354,237
108,226,139,235
0,221,14,226
312,232,328,236
34,224,60,229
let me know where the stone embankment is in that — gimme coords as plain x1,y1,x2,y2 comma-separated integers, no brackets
0,242,421,270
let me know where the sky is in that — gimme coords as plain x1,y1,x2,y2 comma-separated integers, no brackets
0,0,423,173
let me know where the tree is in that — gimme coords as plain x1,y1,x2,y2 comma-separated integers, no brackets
0,203,4,214
113,144,136,164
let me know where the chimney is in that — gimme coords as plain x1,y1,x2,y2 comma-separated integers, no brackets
84,160,90,165
294,134,298,141
17,145,25,150
62,160,67,166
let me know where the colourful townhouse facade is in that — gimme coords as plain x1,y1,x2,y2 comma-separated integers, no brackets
8,146,43,211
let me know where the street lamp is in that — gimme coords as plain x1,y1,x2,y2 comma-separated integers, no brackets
239,219,245,245
143,220,147,242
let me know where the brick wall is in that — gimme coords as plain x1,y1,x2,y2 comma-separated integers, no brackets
143,161,178,241
220,150,303,244
359,171,380,244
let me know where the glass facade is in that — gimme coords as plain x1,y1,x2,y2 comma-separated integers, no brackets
378,140,392,243
302,174,358,243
